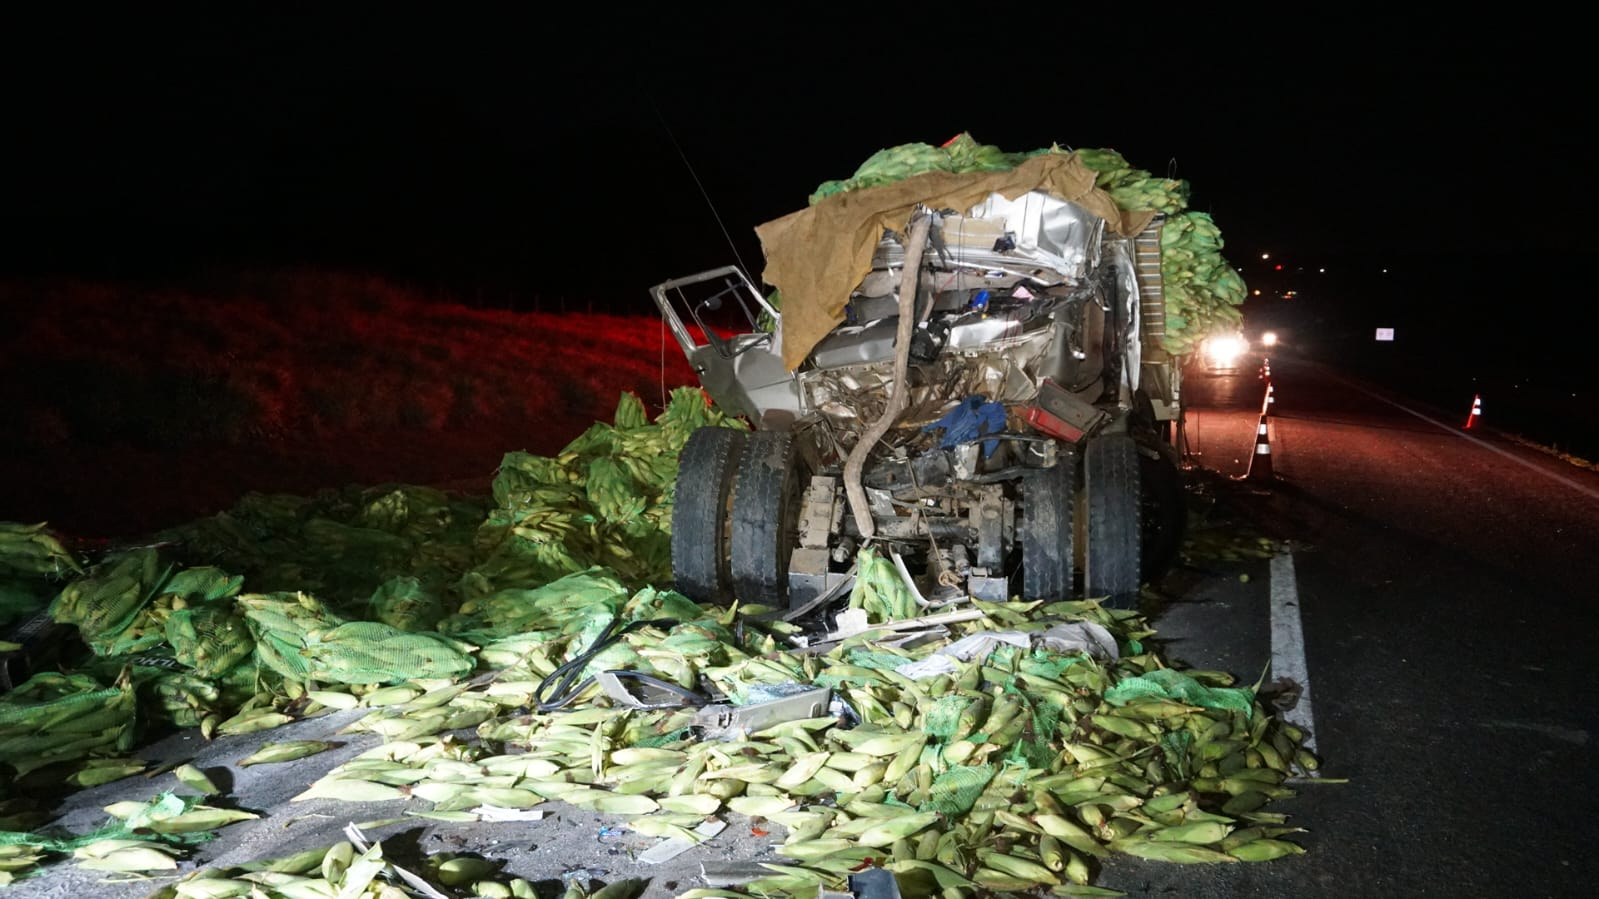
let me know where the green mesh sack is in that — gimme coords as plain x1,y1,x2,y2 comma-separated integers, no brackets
922,695,972,741
0,792,213,860
998,688,1065,769
237,591,343,681
236,591,340,636
158,566,244,603
440,569,629,640
88,606,169,658
251,630,317,682
143,669,225,729
368,575,444,632
48,547,164,653
0,672,136,774
844,649,914,671
1103,667,1255,716
1016,650,1087,684
164,605,254,678
295,621,475,685
919,764,995,816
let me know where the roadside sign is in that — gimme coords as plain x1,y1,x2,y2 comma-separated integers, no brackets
1375,327,1395,341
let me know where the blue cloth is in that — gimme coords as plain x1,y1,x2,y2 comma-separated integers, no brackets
923,395,1006,457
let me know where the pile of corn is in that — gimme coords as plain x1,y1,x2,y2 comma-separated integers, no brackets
0,387,1316,896
1156,211,1248,356
804,134,1247,359
0,521,83,629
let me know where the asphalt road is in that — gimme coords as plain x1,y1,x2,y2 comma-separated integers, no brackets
1103,352,1599,898
7,352,1597,899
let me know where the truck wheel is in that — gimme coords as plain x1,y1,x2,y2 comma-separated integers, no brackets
670,426,747,603
1140,439,1187,584
1019,456,1076,601
1085,433,1142,609
730,430,807,605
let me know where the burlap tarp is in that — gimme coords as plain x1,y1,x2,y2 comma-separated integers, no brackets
755,151,1156,371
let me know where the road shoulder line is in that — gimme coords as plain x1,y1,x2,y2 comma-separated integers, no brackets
1269,552,1319,762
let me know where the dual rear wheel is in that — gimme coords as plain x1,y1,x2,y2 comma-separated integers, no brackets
673,426,1167,611
670,427,805,606
1018,432,1156,609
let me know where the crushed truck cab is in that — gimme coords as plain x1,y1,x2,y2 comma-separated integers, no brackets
652,158,1195,613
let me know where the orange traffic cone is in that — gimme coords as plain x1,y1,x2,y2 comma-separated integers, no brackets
1463,394,1482,429
1243,413,1275,481
1260,357,1272,383
1262,382,1276,418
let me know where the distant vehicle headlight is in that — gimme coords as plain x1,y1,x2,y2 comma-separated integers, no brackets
1261,331,1279,348
1203,333,1249,366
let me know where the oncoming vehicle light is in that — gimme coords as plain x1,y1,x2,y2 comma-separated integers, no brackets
1204,332,1250,367
1261,331,1279,348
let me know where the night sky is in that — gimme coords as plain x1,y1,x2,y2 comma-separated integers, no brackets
3,11,1586,336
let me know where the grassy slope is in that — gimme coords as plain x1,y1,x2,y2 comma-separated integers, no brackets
0,269,702,538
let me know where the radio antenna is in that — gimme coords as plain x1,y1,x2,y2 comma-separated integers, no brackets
650,100,755,281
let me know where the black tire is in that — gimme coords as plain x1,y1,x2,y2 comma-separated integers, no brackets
670,427,747,603
730,430,807,606
1085,433,1142,608
1139,439,1187,583
1019,455,1076,601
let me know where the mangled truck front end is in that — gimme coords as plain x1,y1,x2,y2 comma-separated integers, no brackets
652,178,1186,615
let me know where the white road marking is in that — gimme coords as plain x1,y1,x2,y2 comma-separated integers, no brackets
1327,372,1599,503
1270,552,1319,765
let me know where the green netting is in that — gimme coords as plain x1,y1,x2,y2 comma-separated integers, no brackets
297,622,475,685
237,590,473,685
0,673,123,727
1104,668,1255,716
47,548,166,655
922,695,971,740
163,606,253,678
1160,730,1197,781
1016,651,1087,683
159,566,244,603
920,764,995,816
0,672,136,774
251,631,317,681
439,569,629,640
143,670,225,729
367,575,444,632
844,649,914,671
1005,688,1066,769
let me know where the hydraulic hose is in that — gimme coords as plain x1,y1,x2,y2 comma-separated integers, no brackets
843,210,932,540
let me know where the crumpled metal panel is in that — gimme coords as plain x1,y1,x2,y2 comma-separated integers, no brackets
798,328,1060,459
807,300,1060,372
1103,235,1143,395
862,190,1106,294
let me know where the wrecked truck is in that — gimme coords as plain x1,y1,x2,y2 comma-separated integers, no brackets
651,156,1188,613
